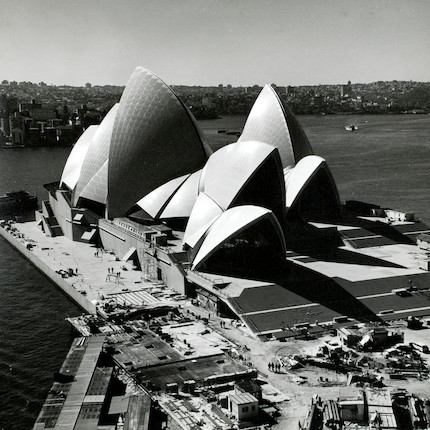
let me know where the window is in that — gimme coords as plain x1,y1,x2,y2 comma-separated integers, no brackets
242,406,248,412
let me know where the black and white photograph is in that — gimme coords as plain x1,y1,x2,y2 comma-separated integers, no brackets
1,1,430,429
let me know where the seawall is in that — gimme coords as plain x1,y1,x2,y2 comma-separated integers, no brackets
0,224,97,314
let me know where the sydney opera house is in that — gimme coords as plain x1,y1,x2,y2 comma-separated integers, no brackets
37,67,430,339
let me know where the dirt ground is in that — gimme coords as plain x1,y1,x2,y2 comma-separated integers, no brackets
185,302,430,429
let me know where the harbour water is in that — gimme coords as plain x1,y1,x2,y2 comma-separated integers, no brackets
0,114,429,429
0,242,82,429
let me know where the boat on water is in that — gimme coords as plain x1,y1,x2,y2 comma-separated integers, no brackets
218,129,241,137
0,190,38,214
345,124,358,132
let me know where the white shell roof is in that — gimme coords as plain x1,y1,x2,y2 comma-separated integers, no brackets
285,155,340,215
283,166,293,180
136,173,190,218
183,192,223,249
107,67,211,219
60,126,98,191
285,156,325,207
73,104,118,206
160,170,201,219
199,140,277,210
78,160,109,205
192,205,286,270
239,84,313,169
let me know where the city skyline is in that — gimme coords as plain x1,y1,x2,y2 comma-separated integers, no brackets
1,0,430,87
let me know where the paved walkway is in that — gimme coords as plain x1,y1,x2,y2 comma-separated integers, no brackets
4,221,153,305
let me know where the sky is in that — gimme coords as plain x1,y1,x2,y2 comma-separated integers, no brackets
1,0,430,87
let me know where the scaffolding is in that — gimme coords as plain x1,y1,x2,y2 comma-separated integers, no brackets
139,241,156,281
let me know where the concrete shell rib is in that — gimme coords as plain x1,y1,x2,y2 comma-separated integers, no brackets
73,104,119,206
108,67,212,219
238,84,313,169
285,155,340,214
60,126,98,191
192,205,286,270
160,170,201,219
199,140,280,210
183,192,223,249
136,173,190,219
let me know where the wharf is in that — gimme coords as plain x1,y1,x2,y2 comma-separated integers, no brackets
32,336,108,429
